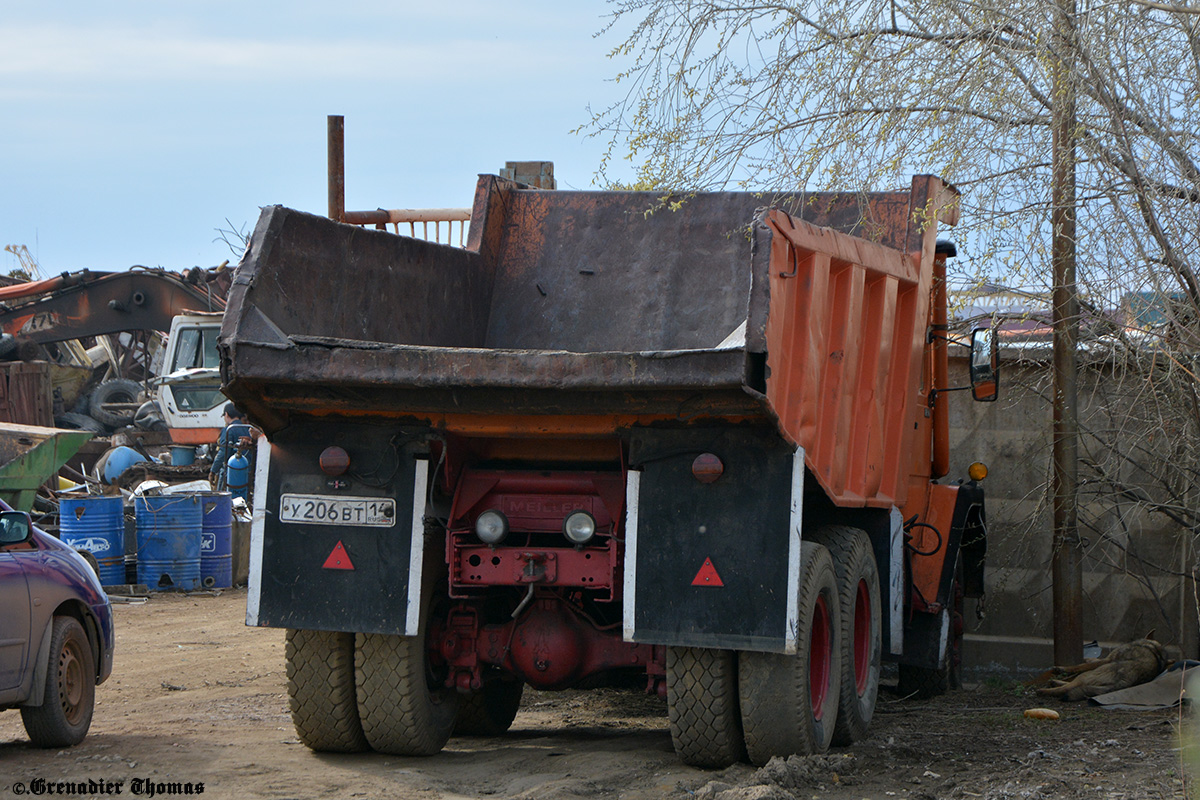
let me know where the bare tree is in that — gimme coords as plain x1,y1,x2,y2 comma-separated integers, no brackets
213,218,252,259
586,0,1200,640
587,1,1198,290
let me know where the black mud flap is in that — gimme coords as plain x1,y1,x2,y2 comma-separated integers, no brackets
250,420,432,635
896,482,986,669
625,427,800,654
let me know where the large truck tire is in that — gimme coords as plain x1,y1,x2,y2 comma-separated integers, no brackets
134,400,168,432
355,569,458,756
666,647,746,768
811,526,881,746
285,629,368,753
88,379,142,428
898,558,964,699
453,677,524,736
738,541,841,765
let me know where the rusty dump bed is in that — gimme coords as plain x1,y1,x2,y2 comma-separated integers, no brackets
222,174,958,508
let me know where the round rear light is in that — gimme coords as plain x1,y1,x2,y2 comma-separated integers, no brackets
968,462,988,482
476,510,509,545
692,453,724,483
319,446,351,476
563,511,597,545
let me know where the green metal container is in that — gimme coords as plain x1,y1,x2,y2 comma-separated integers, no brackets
0,422,93,511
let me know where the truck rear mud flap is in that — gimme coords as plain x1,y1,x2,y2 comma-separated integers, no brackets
248,422,431,635
623,427,802,654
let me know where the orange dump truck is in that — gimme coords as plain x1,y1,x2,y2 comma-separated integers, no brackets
220,173,998,766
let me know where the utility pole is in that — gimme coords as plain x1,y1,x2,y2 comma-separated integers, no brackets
1051,0,1083,666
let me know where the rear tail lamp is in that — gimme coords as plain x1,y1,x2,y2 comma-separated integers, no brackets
319,446,351,476
692,453,724,483
475,510,509,545
563,511,597,545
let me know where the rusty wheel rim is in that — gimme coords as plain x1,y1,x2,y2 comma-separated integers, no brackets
853,578,871,694
57,638,86,726
809,595,831,719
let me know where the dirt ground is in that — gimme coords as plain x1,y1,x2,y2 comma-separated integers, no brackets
0,589,1189,799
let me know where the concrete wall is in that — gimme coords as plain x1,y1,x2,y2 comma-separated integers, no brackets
947,351,1197,678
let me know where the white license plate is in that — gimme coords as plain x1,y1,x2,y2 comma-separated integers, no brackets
279,494,396,527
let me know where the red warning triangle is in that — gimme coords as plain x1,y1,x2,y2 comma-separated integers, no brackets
322,541,354,570
691,557,724,587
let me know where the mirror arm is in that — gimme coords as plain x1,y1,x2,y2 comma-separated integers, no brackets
928,331,972,347
929,386,972,405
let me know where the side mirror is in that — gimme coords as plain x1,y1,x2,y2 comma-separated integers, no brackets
0,510,33,545
969,327,1000,402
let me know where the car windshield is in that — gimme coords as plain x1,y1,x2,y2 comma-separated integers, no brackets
170,327,220,372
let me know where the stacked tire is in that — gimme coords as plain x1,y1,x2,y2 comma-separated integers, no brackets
55,379,157,434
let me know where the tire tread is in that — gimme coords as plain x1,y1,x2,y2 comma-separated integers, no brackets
667,647,746,767
356,631,457,755
285,628,368,752
739,541,841,765
810,525,881,746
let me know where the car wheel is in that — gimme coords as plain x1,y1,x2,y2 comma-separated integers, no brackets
898,557,964,699
20,616,96,747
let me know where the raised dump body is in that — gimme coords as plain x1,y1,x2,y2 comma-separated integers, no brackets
222,173,995,767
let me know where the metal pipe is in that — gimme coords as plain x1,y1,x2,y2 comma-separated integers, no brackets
328,115,344,223
931,252,950,478
343,208,471,226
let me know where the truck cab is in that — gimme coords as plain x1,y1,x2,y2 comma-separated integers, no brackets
157,312,225,444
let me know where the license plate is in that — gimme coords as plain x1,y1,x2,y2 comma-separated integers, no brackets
279,494,396,527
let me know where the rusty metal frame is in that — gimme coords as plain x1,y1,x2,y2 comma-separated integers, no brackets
0,269,225,344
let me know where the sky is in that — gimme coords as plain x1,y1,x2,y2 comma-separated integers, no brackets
1,1,635,275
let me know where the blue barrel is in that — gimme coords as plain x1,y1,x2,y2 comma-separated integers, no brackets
59,496,125,587
135,494,202,591
170,445,196,466
199,492,233,589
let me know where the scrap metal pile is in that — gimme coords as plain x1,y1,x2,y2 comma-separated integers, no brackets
0,264,233,527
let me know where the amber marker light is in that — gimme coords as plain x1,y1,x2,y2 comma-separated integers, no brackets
692,453,724,483
319,446,351,476
968,462,988,482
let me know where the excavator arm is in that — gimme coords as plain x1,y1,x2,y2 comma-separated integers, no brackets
0,268,227,345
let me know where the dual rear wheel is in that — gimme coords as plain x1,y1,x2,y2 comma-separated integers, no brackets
286,527,885,764
287,626,525,755
666,528,882,768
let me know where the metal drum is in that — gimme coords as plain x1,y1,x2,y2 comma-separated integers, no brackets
135,494,202,591
199,492,233,589
59,495,124,587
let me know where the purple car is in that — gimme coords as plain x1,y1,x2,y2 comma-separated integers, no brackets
0,503,114,747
